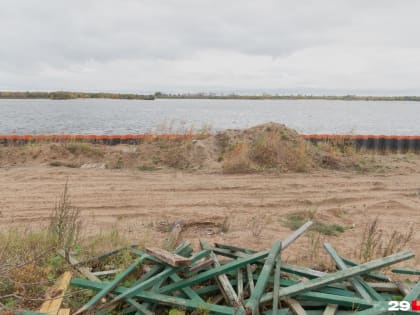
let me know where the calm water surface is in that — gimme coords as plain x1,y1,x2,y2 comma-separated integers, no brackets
0,98,419,135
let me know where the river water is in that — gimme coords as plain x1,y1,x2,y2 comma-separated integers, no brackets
0,98,419,135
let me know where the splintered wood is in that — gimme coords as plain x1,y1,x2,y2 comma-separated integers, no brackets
144,247,191,267
39,271,72,315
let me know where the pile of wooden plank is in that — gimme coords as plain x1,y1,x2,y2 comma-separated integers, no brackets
20,221,420,315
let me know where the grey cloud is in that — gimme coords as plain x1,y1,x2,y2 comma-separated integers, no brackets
1,0,420,93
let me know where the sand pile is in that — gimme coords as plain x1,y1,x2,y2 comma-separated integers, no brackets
0,123,360,172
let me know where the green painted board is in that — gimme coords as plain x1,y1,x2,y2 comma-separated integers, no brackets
323,243,380,302
403,280,420,301
392,268,420,276
159,249,270,294
242,240,282,315
340,257,390,282
275,250,414,299
71,278,235,315
112,249,209,302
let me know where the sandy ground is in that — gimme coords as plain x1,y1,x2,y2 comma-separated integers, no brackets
1,156,419,270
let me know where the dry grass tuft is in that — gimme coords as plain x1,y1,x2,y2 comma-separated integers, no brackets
358,217,415,262
49,181,82,262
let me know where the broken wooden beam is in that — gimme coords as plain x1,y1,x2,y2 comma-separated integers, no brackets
39,271,72,315
145,247,192,267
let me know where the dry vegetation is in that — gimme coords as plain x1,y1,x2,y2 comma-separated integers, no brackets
0,184,133,312
0,123,378,173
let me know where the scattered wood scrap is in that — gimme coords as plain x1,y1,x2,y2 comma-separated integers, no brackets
37,271,71,315
144,247,192,267
19,220,420,315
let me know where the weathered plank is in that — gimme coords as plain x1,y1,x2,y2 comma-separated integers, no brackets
144,247,191,267
284,298,307,315
237,268,244,299
162,219,184,250
201,240,244,310
92,269,123,276
322,304,338,315
276,250,414,299
71,278,235,315
112,249,209,302
243,240,282,315
394,281,411,296
125,298,153,315
403,280,420,301
57,250,100,282
282,221,313,249
169,273,205,304
247,264,256,294
392,268,420,276
159,248,271,294
73,255,146,314
57,309,70,315
340,256,390,282
272,255,282,315
39,271,72,315
323,243,376,302
187,258,214,275
75,244,138,266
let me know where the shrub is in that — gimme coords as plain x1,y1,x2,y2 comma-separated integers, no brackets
49,181,82,261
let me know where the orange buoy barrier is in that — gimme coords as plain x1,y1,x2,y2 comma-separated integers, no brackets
0,133,419,152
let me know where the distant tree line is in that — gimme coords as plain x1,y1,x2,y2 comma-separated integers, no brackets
153,92,420,101
2,91,420,101
0,91,155,100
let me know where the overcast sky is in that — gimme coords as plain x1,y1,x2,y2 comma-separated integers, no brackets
1,1,420,94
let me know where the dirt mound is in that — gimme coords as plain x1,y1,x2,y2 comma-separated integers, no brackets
0,123,364,172
215,122,316,173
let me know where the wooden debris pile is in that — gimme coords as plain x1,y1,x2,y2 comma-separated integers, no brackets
19,221,420,315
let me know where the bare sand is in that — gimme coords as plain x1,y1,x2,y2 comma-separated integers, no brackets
1,154,419,270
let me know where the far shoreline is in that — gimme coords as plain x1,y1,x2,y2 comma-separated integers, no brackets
2,91,420,101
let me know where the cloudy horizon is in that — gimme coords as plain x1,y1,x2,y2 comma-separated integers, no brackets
1,1,420,95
